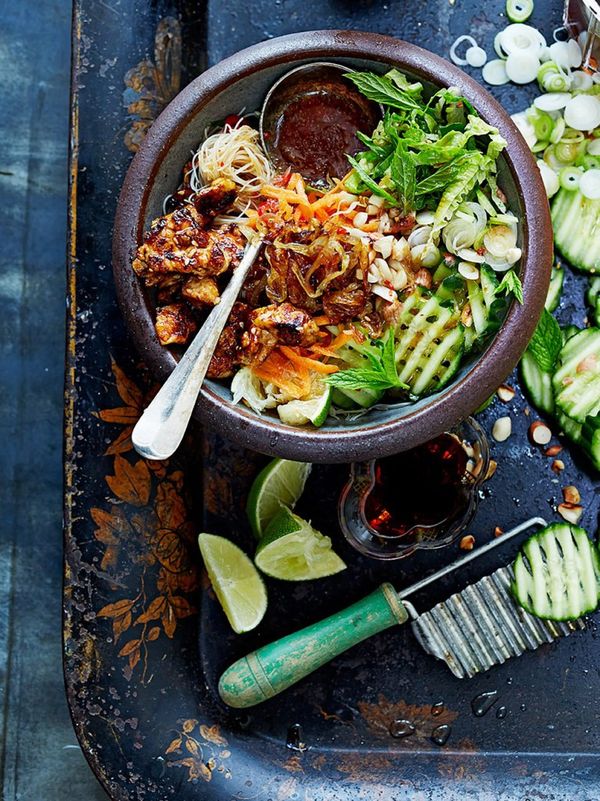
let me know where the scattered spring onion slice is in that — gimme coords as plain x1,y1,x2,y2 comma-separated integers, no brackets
548,40,573,69
450,34,478,66
483,58,510,86
533,91,571,112
537,160,559,197
564,95,600,131
499,23,546,56
571,70,593,91
506,0,534,23
549,116,566,144
506,49,541,84
579,169,600,200
567,38,583,68
466,45,487,67
587,139,600,157
538,60,572,92
559,165,582,191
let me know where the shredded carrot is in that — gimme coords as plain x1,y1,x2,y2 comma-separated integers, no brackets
312,315,331,326
279,346,339,374
253,351,312,398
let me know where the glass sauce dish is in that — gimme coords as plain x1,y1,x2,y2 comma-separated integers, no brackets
338,417,490,560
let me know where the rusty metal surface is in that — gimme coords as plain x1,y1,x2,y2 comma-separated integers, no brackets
64,0,600,799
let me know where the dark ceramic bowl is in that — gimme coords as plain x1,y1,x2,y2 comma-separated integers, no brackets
113,30,553,463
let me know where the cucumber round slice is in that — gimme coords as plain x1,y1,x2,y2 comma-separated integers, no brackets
511,523,600,621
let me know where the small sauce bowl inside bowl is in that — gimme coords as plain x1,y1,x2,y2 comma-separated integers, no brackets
259,62,381,185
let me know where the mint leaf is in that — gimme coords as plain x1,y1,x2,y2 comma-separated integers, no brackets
495,271,524,304
390,143,416,213
344,71,424,114
346,155,397,205
527,309,562,372
327,330,408,392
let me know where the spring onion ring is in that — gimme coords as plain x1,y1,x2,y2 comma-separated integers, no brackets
537,160,560,197
579,169,600,199
450,35,478,66
559,166,582,190
506,0,534,23
483,58,510,86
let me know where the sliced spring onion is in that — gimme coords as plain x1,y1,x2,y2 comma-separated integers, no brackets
579,169,600,199
529,109,554,140
483,58,510,86
548,41,573,69
549,116,566,143
466,45,487,68
554,139,582,163
506,0,533,23
538,60,572,92
543,144,567,171
563,94,600,131
587,138,600,156
531,140,548,153
511,110,537,147
559,166,582,190
415,210,435,225
506,49,541,84
537,159,560,197
494,31,509,59
567,38,583,68
571,70,593,91
499,23,546,55
533,91,572,112
553,26,569,43
450,34,478,66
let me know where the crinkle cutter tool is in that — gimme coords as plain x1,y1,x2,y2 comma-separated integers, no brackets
219,517,587,708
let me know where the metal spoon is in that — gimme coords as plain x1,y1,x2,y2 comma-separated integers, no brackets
132,238,262,460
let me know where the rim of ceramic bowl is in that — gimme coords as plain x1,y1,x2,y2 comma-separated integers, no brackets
112,30,553,463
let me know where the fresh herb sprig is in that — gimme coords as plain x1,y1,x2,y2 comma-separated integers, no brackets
527,309,563,372
326,330,409,392
495,271,524,305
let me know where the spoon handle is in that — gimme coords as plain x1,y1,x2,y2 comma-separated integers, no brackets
132,238,263,460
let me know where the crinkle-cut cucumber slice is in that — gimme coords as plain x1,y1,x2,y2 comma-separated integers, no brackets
511,523,600,621
552,188,600,273
552,328,600,423
394,293,464,396
581,412,600,470
520,349,554,415
545,263,564,312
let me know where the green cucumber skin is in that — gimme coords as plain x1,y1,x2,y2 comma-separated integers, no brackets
581,412,600,470
545,264,564,312
552,188,600,274
587,277,600,326
480,264,499,309
552,328,600,423
332,385,382,410
520,350,554,416
511,523,600,622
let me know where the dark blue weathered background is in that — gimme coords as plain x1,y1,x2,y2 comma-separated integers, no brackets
0,0,107,797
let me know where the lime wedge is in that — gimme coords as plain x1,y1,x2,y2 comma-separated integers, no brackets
277,382,332,427
246,458,312,539
198,533,267,633
255,508,346,581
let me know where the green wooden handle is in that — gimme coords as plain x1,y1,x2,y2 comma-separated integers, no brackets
218,583,407,708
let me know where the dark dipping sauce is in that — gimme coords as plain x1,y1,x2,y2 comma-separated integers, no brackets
263,68,381,184
364,434,471,539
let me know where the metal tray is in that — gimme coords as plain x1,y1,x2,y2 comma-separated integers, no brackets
64,1,600,798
